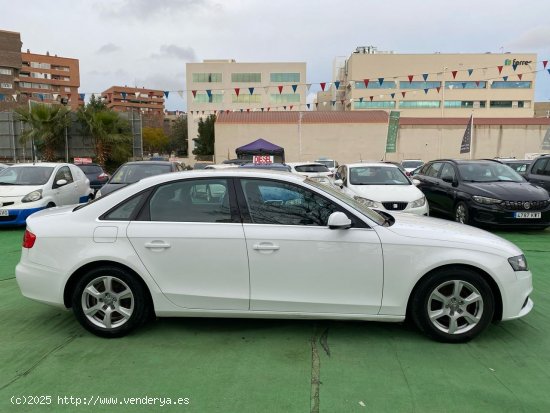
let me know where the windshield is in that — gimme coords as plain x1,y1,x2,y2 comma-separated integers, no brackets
294,164,330,173
402,160,423,169
306,179,386,226
315,160,335,168
0,166,54,185
349,166,410,185
78,165,102,174
458,162,524,183
110,164,172,184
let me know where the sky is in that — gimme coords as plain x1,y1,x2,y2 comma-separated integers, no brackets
2,0,550,111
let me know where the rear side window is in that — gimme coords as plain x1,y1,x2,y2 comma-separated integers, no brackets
103,192,148,220
531,158,549,176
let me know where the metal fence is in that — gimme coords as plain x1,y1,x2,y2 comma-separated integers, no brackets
0,111,143,162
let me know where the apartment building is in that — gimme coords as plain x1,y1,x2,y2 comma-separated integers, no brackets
19,49,81,110
0,30,22,111
331,46,537,118
185,59,307,153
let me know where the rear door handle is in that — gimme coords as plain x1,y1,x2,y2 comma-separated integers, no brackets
253,243,280,251
144,241,171,249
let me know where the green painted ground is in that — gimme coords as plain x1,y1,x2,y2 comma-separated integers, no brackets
0,228,549,412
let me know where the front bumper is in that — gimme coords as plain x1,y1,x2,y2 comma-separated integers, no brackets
469,203,550,227
0,207,46,226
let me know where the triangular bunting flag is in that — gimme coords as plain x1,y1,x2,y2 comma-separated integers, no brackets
467,69,473,76
164,91,169,98
206,90,212,99
278,85,283,94
548,69,550,75
461,82,466,89
497,66,503,74
240,109,243,112
363,79,370,88
268,107,271,111
261,108,264,112
314,103,318,109
378,78,384,86
121,92,127,99
543,60,548,69
390,93,395,99
401,92,407,98
248,87,254,95
246,109,250,113
306,84,312,92
135,92,140,98
306,103,310,109
334,81,340,90
283,105,287,110
320,82,326,91
512,64,518,71
422,73,428,81
292,84,298,93
518,74,523,80
451,71,458,79
191,90,196,98
234,88,240,97
177,91,184,99
475,81,480,87
369,96,373,101
503,76,508,81
190,111,193,115
436,86,441,93
359,97,364,103
331,101,335,107
340,99,344,105
408,75,414,83
424,89,429,94
289,105,293,110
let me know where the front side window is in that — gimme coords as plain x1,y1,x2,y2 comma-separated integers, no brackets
55,166,74,184
240,179,340,226
425,162,443,178
148,179,231,223
440,163,456,181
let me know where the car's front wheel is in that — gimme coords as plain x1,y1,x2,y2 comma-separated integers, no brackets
72,266,149,338
410,267,495,342
454,201,469,224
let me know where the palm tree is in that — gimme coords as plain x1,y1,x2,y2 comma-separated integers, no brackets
78,100,132,169
16,103,70,161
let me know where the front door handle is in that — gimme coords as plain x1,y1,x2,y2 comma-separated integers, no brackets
253,243,280,251
144,241,171,250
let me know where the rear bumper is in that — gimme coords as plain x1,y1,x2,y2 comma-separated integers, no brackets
0,207,45,227
16,259,67,309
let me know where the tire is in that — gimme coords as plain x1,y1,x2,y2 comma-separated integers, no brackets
410,267,495,343
454,201,469,224
72,266,149,338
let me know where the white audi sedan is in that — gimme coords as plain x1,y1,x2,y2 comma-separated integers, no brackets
336,163,429,216
16,170,532,342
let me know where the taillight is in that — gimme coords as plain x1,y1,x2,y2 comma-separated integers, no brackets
23,229,36,249
97,173,109,181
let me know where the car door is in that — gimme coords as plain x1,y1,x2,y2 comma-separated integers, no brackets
416,162,444,213
52,166,76,205
434,162,458,214
126,178,250,310
527,157,550,194
237,178,384,315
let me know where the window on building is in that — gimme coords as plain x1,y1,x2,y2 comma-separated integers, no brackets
399,100,441,108
32,93,53,100
0,68,12,75
445,81,486,89
64,87,71,92
269,94,301,104
354,101,396,109
490,81,532,89
270,73,300,82
29,62,51,69
0,82,13,89
444,101,486,108
192,73,222,83
193,93,223,103
19,82,34,88
489,100,529,108
399,81,441,89
232,94,262,104
31,72,49,79
231,73,261,83
354,81,397,89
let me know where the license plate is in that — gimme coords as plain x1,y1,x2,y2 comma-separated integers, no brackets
514,212,541,219
0,210,8,216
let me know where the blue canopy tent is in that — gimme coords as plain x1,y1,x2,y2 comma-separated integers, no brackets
235,138,285,163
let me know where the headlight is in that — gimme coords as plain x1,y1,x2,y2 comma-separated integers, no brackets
354,196,383,208
22,189,42,203
95,190,102,198
472,195,502,205
508,255,528,271
410,196,426,208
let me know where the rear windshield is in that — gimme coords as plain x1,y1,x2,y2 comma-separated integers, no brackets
78,165,102,174
315,160,335,168
294,164,330,173
111,164,172,184
402,161,423,169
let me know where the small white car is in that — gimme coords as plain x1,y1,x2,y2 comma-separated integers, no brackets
336,163,429,215
0,163,92,226
287,162,333,185
16,170,532,342
401,159,424,175
314,158,339,174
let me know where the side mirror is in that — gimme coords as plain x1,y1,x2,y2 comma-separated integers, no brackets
333,179,343,187
327,211,352,230
334,172,342,180
441,175,453,183
55,179,68,188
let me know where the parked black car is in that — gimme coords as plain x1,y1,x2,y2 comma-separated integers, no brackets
75,163,110,193
96,161,183,197
415,159,550,229
524,154,550,194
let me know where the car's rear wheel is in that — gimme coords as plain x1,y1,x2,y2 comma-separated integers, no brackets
411,267,494,343
72,266,149,338
454,201,469,224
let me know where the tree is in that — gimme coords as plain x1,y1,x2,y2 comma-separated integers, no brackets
192,115,216,158
78,101,132,169
168,116,188,156
143,127,169,154
16,103,70,161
